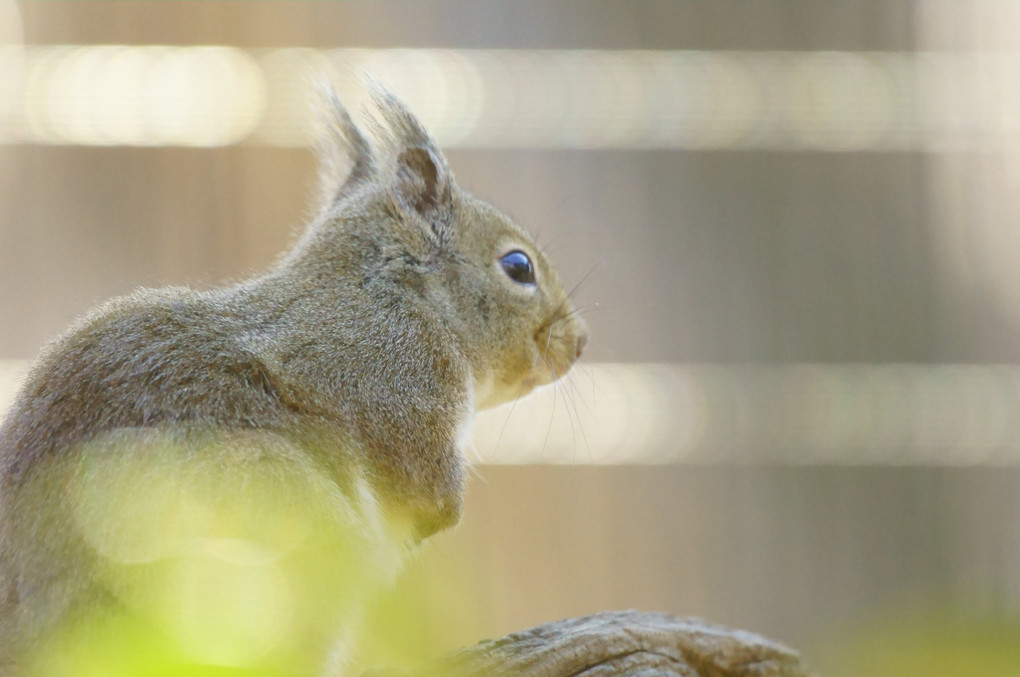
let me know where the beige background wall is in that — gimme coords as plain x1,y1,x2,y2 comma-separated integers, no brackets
3,3,1020,675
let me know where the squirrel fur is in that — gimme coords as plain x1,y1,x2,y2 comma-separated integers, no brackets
0,84,588,674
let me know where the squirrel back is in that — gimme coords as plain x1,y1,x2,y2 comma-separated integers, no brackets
0,83,588,674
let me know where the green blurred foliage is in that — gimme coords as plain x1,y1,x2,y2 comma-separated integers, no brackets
19,431,445,676
812,600,1020,677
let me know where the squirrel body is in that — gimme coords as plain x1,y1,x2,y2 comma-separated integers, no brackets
0,86,587,674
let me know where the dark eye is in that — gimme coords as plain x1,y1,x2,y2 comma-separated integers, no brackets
499,250,536,285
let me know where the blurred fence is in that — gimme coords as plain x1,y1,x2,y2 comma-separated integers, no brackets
7,359,1020,466
2,47,1020,151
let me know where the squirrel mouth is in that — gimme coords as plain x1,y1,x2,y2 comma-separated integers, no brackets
535,334,586,382
527,349,578,390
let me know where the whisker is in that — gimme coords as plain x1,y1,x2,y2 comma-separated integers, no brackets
549,302,601,328
566,367,595,417
542,357,557,456
564,252,607,302
494,389,525,458
465,460,488,484
565,372,592,461
549,252,606,322
460,431,487,476
585,361,597,403
552,364,577,463
575,359,605,407
456,423,492,484
532,193,578,251
564,302,600,319
558,367,583,462
536,234,564,258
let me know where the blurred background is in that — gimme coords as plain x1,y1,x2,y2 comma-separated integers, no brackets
3,1,1020,674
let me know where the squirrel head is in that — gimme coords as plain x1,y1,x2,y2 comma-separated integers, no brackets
308,83,589,412
445,194,589,409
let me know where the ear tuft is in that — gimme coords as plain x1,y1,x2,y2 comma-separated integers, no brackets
313,81,376,212
368,80,454,234
367,78,439,153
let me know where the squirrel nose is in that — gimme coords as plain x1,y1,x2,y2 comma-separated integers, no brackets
575,333,588,360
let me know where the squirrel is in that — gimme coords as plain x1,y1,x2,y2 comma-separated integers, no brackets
0,84,588,675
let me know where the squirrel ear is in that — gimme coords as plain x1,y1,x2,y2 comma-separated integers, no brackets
314,82,376,211
392,145,453,226
369,82,454,233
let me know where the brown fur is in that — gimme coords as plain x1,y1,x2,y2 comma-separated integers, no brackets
0,85,587,673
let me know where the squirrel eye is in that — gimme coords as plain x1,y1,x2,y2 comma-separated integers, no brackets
499,250,536,285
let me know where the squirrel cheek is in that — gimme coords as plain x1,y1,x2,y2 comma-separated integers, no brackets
504,342,545,393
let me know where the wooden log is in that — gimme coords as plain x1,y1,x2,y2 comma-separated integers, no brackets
363,610,812,676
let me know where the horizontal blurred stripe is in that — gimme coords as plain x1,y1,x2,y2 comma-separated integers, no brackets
4,360,1020,465
473,363,1020,465
0,47,1019,150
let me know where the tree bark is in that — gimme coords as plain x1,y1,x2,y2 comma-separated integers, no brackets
363,610,813,676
